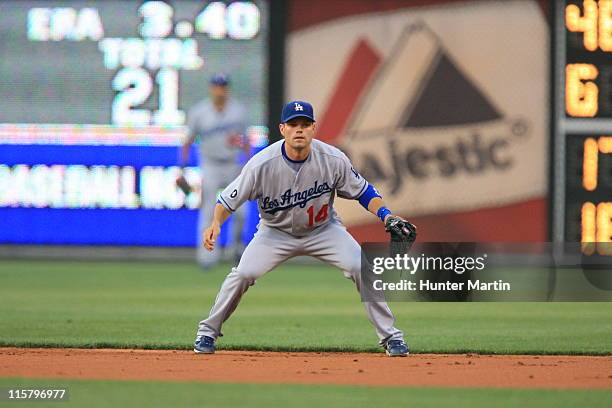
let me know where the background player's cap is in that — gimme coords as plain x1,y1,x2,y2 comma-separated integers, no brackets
281,100,315,123
210,73,230,86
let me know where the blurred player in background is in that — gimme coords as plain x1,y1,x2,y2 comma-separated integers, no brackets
179,73,249,269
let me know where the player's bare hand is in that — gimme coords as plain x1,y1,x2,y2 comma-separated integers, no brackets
203,223,221,251
175,172,192,195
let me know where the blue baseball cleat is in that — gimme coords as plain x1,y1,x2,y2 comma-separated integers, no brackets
385,339,409,357
194,335,216,354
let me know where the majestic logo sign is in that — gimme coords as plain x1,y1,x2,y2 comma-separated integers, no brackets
343,25,531,197
286,1,547,223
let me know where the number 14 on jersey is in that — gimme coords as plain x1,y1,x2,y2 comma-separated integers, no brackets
307,204,328,227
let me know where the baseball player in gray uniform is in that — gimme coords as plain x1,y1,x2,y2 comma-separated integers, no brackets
194,100,413,356
181,73,248,269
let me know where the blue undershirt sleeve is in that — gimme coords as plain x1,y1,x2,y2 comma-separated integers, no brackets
357,183,382,210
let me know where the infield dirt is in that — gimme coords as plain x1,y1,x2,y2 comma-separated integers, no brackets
1,348,611,389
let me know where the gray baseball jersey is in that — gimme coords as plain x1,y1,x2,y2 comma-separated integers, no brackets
187,98,247,163
217,139,367,237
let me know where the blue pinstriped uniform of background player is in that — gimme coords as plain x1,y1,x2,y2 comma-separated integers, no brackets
194,100,410,356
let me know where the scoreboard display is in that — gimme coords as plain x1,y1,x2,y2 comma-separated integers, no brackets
552,0,611,256
0,1,269,246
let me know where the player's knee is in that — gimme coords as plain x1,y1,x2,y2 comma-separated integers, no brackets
235,265,263,281
226,267,256,287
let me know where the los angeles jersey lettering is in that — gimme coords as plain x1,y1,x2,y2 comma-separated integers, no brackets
218,139,367,236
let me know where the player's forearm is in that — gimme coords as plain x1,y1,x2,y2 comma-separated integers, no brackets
357,184,392,222
212,202,232,226
367,197,391,222
367,197,384,216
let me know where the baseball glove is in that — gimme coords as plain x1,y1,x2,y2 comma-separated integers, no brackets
385,215,417,255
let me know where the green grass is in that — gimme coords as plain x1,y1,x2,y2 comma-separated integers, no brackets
0,260,611,354
0,378,610,408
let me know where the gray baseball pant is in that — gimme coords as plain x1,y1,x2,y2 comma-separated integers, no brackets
197,221,404,345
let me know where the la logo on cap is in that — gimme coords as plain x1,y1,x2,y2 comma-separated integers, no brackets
294,103,304,111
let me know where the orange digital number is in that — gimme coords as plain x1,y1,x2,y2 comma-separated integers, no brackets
566,0,612,51
583,136,612,190
567,0,599,51
583,138,599,190
582,202,612,255
566,64,599,117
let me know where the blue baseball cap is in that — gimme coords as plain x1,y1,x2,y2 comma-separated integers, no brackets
209,73,230,86
281,100,315,123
